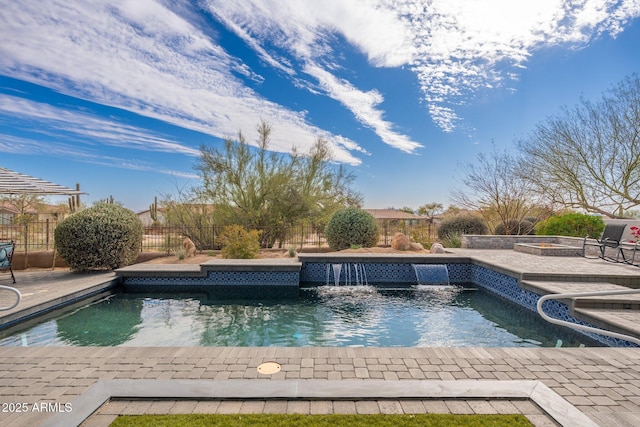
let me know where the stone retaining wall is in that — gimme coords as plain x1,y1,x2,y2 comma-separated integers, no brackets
461,235,585,249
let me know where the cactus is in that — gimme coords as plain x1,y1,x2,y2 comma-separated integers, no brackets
150,196,158,222
98,195,115,205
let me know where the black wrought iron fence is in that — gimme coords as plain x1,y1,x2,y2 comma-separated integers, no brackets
0,220,438,252
141,224,329,252
0,219,57,252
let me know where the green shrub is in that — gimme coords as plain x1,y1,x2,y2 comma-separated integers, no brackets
437,215,488,239
55,203,143,272
440,232,462,248
219,225,262,259
494,220,535,235
325,208,379,251
535,213,605,238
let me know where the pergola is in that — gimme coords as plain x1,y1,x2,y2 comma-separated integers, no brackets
0,167,85,271
0,167,83,196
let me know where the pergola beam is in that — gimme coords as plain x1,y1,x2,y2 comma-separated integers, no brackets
0,167,84,196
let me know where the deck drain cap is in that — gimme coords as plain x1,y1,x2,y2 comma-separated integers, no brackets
257,362,281,375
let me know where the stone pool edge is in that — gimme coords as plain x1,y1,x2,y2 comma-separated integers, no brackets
41,379,596,427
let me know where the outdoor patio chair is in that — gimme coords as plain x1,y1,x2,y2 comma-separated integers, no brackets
0,241,16,283
582,223,626,262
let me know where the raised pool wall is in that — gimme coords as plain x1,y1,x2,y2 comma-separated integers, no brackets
118,260,302,299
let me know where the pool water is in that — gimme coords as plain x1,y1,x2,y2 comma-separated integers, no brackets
0,286,599,347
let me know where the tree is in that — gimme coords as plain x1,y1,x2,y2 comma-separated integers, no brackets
161,184,217,250
0,194,43,224
0,195,45,267
195,120,361,247
452,145,546,234
418,202,443,239
518,74,640,218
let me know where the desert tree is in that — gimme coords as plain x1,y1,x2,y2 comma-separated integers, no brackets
518,73,640,218
195,120,361,247
452,145,547,234
418,202,444,239
160,183,217,250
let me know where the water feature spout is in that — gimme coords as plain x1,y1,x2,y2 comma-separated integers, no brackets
332,263,343,286
412,264,450,286
325,263,368,286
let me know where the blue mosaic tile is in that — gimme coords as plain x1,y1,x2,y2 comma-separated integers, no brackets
124,271,298,287
122,260,636,347
300,262,469,285
206,271,298,286
468,264,636,347
299,262,327,283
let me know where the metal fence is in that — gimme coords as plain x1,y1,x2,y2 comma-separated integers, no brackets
0,220,57,252
140,224,329,252
1,220,439,252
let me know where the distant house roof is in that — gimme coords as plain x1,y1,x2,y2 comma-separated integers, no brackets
0,201,67,216
0,201,37,215
364,209,424,220
137,207,166,215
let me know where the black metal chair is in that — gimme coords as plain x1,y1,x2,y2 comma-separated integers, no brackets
0,241,16,283
582,223,626,262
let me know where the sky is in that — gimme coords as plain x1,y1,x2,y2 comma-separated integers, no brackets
1,0,639,213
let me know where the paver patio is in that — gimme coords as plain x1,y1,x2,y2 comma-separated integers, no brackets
1,249,639,427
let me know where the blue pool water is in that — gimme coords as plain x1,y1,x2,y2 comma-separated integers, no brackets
0,285,599,347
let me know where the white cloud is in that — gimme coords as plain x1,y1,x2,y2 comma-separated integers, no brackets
0,132,199,179
206,0,640,133
206,0,423,151
0,0,363,165
0,94,200,156
396,0,640,130
304,64,421,153
1,0,638,165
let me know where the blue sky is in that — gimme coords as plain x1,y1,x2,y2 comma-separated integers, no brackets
1,1,639,213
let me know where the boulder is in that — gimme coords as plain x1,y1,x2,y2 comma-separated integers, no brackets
390,232,411,250
391,232,424,251
410,242,424,251
430,243,445,254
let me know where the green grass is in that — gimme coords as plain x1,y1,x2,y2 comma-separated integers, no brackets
109,413,534,427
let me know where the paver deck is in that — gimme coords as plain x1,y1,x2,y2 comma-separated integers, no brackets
1,249,640,427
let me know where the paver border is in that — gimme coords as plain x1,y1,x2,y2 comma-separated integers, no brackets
42,379,597,427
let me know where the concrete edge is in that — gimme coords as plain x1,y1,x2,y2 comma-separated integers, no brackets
41,379,598,427
530,381,599,427
297,253,473,264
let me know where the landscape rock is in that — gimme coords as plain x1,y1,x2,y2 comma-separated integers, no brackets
430,243,445,253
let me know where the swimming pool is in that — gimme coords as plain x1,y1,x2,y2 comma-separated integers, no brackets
0,285,599,347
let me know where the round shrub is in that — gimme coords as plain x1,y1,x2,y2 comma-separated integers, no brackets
494,220,535,235
325,208,379,251
55,203,143,271
535,213,605,238
437,215,488,240
219,225,261,259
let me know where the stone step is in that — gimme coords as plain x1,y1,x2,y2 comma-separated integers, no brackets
521,280,640,310
522,280,640,341
573,308,640,340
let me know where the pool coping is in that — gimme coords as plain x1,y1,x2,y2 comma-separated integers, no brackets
41,379,597,427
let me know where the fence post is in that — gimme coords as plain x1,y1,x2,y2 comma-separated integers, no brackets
45,218,50,251
23,222,29,269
